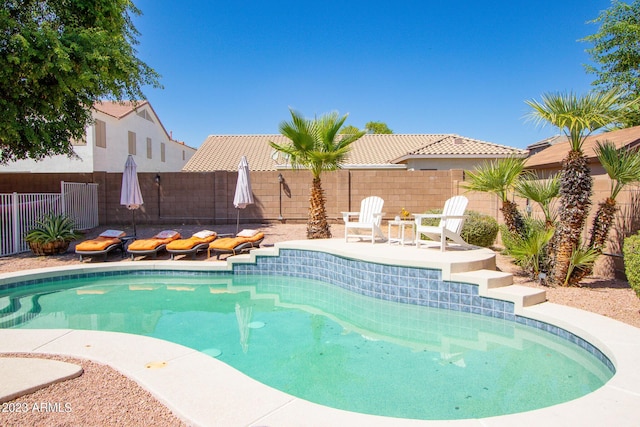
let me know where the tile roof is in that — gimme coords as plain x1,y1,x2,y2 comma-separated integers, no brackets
183,134,528,172
525,125,640,168
400,135,526,158
93,100,149,119
92,100,188,146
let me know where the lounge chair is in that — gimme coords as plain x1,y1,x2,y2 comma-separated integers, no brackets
75,229,126,261
342,196,385,243
208,229,265,259
166,230,217,260
127,230,181,260
414,195,471,252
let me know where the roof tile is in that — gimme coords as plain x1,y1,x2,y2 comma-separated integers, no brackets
525,126,640,168
183,134,527,172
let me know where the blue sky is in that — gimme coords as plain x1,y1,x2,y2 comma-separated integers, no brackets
132,0,612,149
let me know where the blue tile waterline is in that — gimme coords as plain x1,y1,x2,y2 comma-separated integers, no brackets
1,248,614,373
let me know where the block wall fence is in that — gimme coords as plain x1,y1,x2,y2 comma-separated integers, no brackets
0,170,490,225
2,170,638,278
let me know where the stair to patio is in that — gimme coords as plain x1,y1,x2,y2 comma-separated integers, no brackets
450,269,547,310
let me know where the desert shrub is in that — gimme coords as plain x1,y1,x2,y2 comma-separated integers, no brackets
500,218,552,279
623,232,640,299
461,211,499,247
417,209,498,248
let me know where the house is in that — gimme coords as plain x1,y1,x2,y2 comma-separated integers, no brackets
526,135,568,156
183,133,527,172
0,100,196,173
525,125,640,177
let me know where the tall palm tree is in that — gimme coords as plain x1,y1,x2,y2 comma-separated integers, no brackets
514,173,560,229
270,109,365,239
568,141,640,285
463,156,527,236
526,89,630,286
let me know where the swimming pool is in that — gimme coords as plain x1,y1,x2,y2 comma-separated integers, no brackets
0,246,617,420
0,272,614,418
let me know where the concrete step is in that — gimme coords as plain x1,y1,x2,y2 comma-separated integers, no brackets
450,269,513,289
488,284,547,308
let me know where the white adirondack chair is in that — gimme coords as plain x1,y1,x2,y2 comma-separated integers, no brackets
414,195,470,252
342,196,385,243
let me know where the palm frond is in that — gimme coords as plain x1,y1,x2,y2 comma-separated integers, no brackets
514,173,560,222
594,140,640,199
565,244,600,286
525,89,630,151
463,157,526,202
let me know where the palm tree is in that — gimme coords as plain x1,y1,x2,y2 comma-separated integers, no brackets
270,109,365,239
568,141,640,285
526,89,630,286
463,156,527,236
514,173,560,229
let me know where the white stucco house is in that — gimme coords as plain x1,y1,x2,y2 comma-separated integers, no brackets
1,100,196,173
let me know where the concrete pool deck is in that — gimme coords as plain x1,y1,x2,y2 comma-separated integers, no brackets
1,238,639,426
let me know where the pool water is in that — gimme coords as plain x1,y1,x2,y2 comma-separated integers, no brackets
1,273,613,420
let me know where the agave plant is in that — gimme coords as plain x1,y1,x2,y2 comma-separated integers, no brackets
25,213,82,255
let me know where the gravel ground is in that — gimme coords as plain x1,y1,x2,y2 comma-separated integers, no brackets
1,222,639,426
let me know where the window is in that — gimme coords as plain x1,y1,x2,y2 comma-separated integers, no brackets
161,142,166,162
136,109,154,123
128,131,136,155
182,150,185,161
147,137,152,159
94,120,106,148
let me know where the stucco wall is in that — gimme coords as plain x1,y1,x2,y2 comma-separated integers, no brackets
0,106,195,174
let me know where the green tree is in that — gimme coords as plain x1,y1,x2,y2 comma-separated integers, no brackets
526,90,630,286
0,0,161,164
463,157,527,236
340,125,362,134
582,1,640,126
270,110,365,239
365,121,393,134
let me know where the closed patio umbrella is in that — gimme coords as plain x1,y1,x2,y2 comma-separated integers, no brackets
233,156,254,233
121,155,144,236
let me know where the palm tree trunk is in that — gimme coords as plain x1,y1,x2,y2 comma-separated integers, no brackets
568,198,617,285
501,200,525,236
550,150,593,286
588,198,617,253
307,177,331,239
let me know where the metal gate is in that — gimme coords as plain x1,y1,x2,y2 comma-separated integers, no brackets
61,181,99,231
0,182,98,256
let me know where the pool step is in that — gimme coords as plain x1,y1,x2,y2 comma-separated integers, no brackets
451,269,547,310
0,296,15,316
488,285,547,308
0,295,36,328
451,269,513,289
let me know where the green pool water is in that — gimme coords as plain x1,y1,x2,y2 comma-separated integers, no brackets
0,273,612,420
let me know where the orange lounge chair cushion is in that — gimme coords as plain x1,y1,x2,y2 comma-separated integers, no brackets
76,236,122,252
166,233,217,251
128,232,181,251
209,232,264,251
